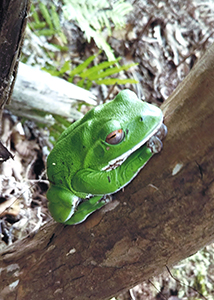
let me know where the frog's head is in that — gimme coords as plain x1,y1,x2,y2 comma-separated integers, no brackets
84,89,163,171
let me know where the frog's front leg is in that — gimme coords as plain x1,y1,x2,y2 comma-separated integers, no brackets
47,185,81,223
64,195,108,225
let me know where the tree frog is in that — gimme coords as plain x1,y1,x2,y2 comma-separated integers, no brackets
46,89,167,225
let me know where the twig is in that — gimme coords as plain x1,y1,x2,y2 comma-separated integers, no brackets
165,265,208,300
148,279,168,300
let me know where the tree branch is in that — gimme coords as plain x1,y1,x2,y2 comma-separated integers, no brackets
0,0,30,110
1,43,214,300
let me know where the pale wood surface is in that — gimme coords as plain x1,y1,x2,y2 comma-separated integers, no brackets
7,63,97,124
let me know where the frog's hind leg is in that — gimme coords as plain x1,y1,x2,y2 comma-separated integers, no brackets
65,195,109,225
47,185,80,224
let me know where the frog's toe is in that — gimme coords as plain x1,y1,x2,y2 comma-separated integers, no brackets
65,196,105,225
155,123,167,140
147,136,163,153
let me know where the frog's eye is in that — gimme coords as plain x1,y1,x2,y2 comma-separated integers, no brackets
105,129,124,145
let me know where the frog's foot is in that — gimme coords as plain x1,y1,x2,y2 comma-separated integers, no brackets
64,195,110,225
155,123,167,141
100,194,112,204
147,123,167,154
47,185,81,224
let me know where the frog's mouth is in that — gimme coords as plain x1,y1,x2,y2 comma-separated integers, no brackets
102,121,166,172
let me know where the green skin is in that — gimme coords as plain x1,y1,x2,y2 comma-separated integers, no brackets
47,89,164,225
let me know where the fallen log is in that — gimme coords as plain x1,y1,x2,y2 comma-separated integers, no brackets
7,63,97,124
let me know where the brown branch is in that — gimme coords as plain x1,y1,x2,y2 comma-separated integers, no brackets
0,0,30,162
0,41,214,299
0,0,30,110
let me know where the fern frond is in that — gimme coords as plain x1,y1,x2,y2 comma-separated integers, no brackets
31,4,40,24
39,3,53,30
89,62,137,80
43,52,138,90
95,78,138,85
69,52,100,78
62,0,133,60
68,53,138,87
79,58,121,78
29,2,67,44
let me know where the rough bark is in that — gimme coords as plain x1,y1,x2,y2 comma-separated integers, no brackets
0,0,30,162
1,43,214,299
0,0,30,110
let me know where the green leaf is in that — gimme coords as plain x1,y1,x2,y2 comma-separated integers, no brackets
50,123,66,136
89,29,116,61
76,78,85,88
50,5,67,44
59,60,71,75
51,5,60,31
95,78,138,85
85,80,93,90
37,29,56,36
50,44,68,51
89,63,138,80
31,4,40,24
39,3,53,30
30,21,47,30
53,115,71,128
79,58,121,78
69,52,100,77
58,32,67,44
42,66,60,76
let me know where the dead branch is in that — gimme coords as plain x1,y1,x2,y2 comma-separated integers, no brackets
0,0,29,110
6,63,97,124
